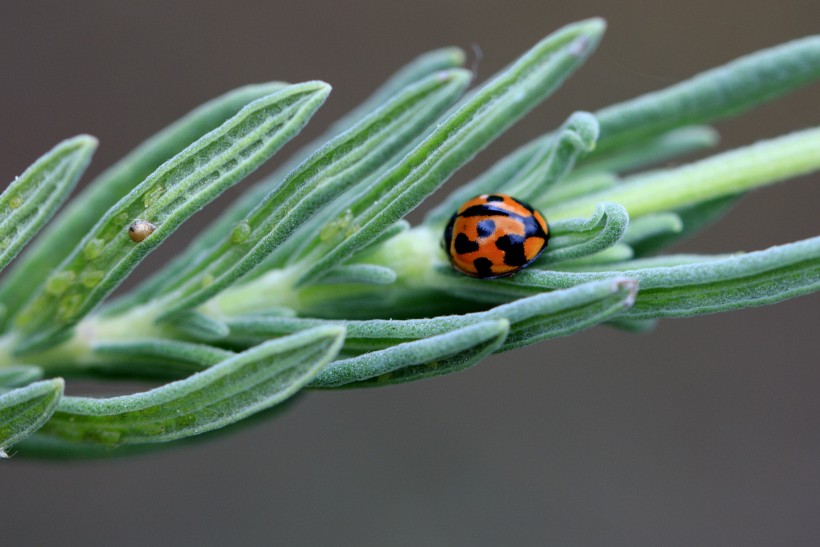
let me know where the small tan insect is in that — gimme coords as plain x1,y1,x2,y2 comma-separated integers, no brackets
128,220,156,242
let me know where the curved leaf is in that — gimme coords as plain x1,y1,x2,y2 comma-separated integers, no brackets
425,111,599,224
118,48,465,312
37,326,344,445
294,19,606,286
151,69,471,318
0,83,286,328
0,136,97,274
484,236,820,318
539,202,629,264
550,126,820,221
0,378,64,455
12,82,331,354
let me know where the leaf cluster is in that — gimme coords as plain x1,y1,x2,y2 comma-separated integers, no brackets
1,20,818,457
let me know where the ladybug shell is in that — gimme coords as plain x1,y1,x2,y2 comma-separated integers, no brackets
443,194,549,279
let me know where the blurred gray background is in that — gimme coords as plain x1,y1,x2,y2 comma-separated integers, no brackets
2,1,819,545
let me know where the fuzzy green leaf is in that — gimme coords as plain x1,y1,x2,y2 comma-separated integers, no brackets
295,19,606,286
539,202,629,264
0,365,44,388
593,34,820,150
37,327,344,445
313,320,510,388
0,136,97,274
11,82,330,354
539,172,618,207
630,195,741,256
549,126,820,221
302,278,636,387
572,126,719,176
0,84,286,330
226,277,636,358
0,378,64,455
118,48,465,311
486,236,820,318
152,69,471,318
169,310,231,340
425,111,599,224
448,33,820,219
508,111,599,202
622,213,683,247
315,264,398,286
89,339,233,380
210,47,468,239
552,244,634,269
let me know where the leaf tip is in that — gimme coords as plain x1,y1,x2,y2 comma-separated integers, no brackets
438,68,473,87
566,18,607,58
304,80,333,98
72,133,99,149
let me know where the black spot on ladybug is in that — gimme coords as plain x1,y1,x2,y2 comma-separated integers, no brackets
454,232,479,254
473,257,494,277
476,219,495,238
459,204,512,218
443,217,455,249
485,195,505,202
496,234,527,266
522,215,546,238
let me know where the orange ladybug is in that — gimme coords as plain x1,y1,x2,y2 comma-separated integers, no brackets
443,194,549,278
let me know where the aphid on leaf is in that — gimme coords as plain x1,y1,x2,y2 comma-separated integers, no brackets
443,194,549,279
128,220,156,243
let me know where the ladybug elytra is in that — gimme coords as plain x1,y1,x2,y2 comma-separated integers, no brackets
443,194,549,279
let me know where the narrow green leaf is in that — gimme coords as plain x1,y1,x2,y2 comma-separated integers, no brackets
0,84,286,330
437,33,820,223
17,393,304,459
538,202,629,264
118,48,465,311
37,326,344,445
538,172,618,208
303,278,637,387
315,264,398,286
296,19,606,286
624,239,820,319
215,47,468,238
423,132,554,226
12,82,330,354
486,236,820,318
0,365,44,388
573,126,719,176
510,111,599,202
169,310,230,340
0,378,64,455
622,213,683,246
552,244,634,269
593,34,820,150
227,278,636,356
311,320,509,387
318,47,467,153
631,195,741,256
93,339,232,366
0,136,97,274
562,254,730,272
89,339,233,380
151,69,471,318
607,318,658,333
425,111,599,224
549,126,820,221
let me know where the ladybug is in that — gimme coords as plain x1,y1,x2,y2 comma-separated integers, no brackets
443,194,549,279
